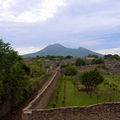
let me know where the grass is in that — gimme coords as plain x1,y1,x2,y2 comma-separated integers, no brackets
47,74,120,108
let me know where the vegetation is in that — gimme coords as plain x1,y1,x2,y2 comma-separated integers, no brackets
64,65,78,76
65,55,73,59
104,54,120,60
47,75,120,108
75,58,86,66
87,54,99,58
91,58,104,64
79,69,104,88
0,39,46,104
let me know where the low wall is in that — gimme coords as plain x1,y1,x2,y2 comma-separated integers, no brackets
23,103,120,120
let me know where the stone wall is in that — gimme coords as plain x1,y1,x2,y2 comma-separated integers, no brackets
104,59,120,74
23,103,120,120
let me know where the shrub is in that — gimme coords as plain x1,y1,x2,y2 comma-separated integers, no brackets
75,58,86,66
91,58,104,64
79,69,104,88
64,65,77,76
87,54,99,58
104,54,120,60
65,55,73,59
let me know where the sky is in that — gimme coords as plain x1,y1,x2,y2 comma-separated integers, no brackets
0,0,120,55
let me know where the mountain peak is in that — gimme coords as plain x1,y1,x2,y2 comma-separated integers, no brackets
46,43,65,49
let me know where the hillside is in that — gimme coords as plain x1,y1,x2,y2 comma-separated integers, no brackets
23,43,103,57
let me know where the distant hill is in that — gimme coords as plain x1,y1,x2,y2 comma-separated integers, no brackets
23,43,103,58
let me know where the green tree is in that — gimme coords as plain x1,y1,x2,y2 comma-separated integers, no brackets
79,69,104,88
91,58,104,64
87,54,99,58
64,65,77,76
65,55,73,59
104,54,120,60
75,58,86,66
0,39,29,103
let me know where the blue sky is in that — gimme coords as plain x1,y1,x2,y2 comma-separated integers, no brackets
0,0,120,55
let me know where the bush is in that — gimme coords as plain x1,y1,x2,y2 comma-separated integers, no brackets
87,54,99,58
79,69,104,88
64,65,77,76
91,58,104,64
65,55,73,59
104,54,120,60
75,58,86,66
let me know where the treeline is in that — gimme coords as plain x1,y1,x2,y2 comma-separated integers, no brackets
104,54,120,60
0,40,46,106
34,55,73,60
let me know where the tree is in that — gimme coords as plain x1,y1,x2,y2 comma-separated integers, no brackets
104,54,120,60
75,58,86,66
64,65,77,76
0,39,29,103
79,69,104,88
91,58,104,64
87,54,99,58
65,55,73,59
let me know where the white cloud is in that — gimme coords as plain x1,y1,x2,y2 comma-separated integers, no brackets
1,0,17,9
14,46,45,55
0,0,66,23
94,48,120,55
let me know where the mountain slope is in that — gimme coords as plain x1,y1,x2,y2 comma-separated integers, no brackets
23,43,103,57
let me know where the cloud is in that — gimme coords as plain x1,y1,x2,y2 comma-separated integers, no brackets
15,46,45,55
0,0,17,9
0,0,66,22
94,48,120,55
0,0,120,55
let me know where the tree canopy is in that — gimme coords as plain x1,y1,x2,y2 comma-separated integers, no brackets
0,39,30,103
79,69,104,88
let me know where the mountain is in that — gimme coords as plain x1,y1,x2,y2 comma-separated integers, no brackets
23,43,103,57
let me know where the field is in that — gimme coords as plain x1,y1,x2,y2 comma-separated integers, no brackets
47,74,120,108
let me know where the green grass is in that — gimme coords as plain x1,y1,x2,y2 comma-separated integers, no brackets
47,74,120,108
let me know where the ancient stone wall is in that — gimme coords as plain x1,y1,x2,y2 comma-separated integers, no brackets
23,103,120,120
104,59,120,74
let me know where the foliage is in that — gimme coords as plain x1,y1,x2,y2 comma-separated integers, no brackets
64,65,77,76
0,39,46,104
104,54,120,60
79,69,104,88
29,59,46,78
87,54,99,58
91,58,104,64
0,39,30,103
65,55,73,59
46,55,56,60
61,64,68,68
48,75,120,108
75,58,86,66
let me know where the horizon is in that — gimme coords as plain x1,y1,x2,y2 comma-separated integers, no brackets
0,0,120,55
